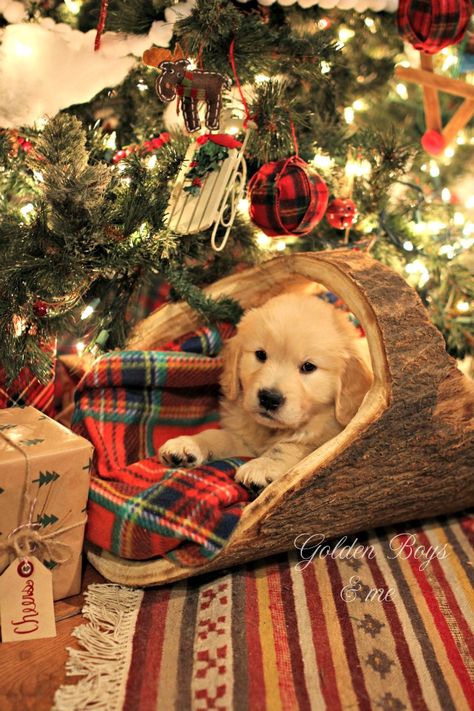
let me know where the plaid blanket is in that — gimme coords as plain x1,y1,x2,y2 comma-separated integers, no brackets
72,323,252,567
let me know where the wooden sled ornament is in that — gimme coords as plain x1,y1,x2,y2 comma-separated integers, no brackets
87,250,474,587
166,128,252,251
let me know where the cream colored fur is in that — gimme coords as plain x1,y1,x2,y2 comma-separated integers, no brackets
159,293,373,489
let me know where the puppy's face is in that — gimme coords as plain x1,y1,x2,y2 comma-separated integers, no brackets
221,293,372,430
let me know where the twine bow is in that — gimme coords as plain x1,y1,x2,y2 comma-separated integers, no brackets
0,520,86,564
0,423,87,568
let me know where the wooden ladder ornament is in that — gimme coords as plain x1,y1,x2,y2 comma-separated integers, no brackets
396,53,474,149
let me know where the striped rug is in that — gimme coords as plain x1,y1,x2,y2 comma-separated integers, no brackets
54,513,474,711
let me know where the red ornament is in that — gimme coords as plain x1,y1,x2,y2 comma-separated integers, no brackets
248,156,329,237
33,300,49,317
325,198,358,230
421,130,446,156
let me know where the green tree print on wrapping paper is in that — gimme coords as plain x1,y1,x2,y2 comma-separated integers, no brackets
20,438,45,446
43,559,58,570
32,471,60,486
36,513,59,527
0,424,16,431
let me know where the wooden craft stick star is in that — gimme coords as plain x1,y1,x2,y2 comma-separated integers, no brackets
396,52,474,152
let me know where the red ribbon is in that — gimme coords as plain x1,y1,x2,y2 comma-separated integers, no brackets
94,0,109,52
196,134,242,149
228,39,254,128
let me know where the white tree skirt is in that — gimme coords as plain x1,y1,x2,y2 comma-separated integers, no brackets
236,0,398,9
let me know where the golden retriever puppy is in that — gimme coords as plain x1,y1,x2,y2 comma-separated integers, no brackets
159,292,373,489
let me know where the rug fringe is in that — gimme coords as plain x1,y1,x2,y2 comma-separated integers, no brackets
53,583,144,711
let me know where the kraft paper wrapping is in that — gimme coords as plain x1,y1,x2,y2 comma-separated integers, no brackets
0,406,93,601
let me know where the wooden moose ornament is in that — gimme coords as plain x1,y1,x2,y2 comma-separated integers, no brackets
143,47,229,133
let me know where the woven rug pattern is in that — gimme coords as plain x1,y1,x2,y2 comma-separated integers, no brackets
54,513,474,711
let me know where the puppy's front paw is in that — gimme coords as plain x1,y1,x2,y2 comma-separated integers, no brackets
159,436,206,468
235,458,281,489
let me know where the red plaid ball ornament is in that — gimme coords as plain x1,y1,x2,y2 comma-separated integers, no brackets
248,156,329,237
397,0,471,54
326,198,358,230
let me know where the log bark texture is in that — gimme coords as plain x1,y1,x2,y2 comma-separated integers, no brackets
87,250,474,586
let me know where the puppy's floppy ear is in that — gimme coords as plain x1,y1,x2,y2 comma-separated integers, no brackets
335,351,373,426
220,336,241,401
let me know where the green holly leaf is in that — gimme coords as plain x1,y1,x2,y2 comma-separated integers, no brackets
32,471,60,486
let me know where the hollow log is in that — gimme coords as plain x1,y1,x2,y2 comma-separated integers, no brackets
87,250,474,586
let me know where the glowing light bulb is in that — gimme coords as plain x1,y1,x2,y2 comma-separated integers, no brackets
463,222,474,236
395,83,408,100
429,161,440,178
405,259,430,287
318,18,331,30
256,232,272,248
411,222,426,235
320,61,331,75
456,300,469,313
444,146,455,159
76,341,86,355
275,240,286,252
146,154,157,169
81,305,94,320
255,74,270,84
33,171,44,183
465,196,474,210
103,132,117,150
344,107,355,124
14,42,33,57
403,240,414,251
312,152,334,170
442,54,457,72
20,203,34,219
441,188,451,203
64,0,81,14
352,99,367,111
364,18,375,29
238,198,249,212
227,125,240,135
345,159,371,178
439,244,455,259
456,133,466,145
453,212,465,226
137,82,148,92
338,27,355,43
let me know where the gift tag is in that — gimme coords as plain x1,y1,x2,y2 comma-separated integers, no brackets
0,556,56,642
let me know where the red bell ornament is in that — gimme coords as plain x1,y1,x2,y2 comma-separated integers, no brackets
248,156,329,237
325,198,358,230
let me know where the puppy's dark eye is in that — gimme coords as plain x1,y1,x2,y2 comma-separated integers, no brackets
255,350,267,363
300,361,317,373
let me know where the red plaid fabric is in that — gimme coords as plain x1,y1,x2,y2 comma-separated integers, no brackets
397,0,472,54
0,339,57,417
248,156,329,237
72,323,252,565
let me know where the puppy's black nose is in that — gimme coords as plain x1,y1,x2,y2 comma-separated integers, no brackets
258,388,285,411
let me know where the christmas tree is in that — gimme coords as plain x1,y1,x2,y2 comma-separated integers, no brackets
0,0,473,387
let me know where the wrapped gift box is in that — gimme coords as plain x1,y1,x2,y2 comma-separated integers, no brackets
0,406,93,600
